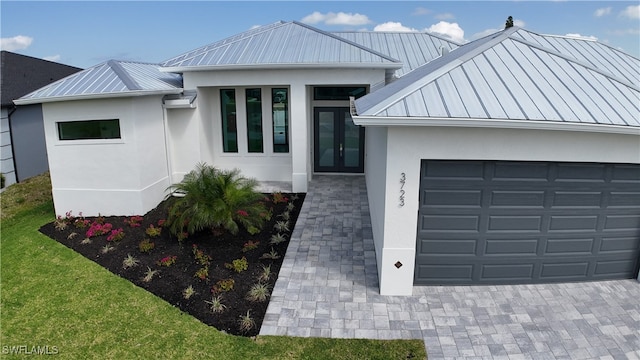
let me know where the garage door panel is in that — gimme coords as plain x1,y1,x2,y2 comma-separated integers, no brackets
548,215,598,231
491,191,545,207
415,160,640,285
485,239,538,255
545,238,595,255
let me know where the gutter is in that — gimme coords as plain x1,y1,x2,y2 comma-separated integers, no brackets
14,89,184,106
351,115,640,136
160,62,403,73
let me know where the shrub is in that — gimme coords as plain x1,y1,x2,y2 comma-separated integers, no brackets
124,215,144,228
241,240,259,253
183,285,196,299
269,233,287,245
224,257,248,273
192,244,211,266
238,310,255,333
122,254,140,269
257,264,272,283
101,244,115,254
157,255,177,267
246,283,271,302
260,248,280,260
273,220,290,233
145,224,162,238
107,228,125,242
142,267,159,282
272,192,288,204
165,164,267,237
212,279,235,293
205,296,227,314
194,266,209,280
86,222,113,238
138,239,155,253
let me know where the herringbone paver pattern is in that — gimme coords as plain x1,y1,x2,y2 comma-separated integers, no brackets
260,176,640,359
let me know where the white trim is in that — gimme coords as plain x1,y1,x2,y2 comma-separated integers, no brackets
14,89,183,106
352,115,640,135
160,62,403,73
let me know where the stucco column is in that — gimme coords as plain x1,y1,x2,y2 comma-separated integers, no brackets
289,83,308,193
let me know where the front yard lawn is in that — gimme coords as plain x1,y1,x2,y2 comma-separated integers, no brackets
0,175,427,359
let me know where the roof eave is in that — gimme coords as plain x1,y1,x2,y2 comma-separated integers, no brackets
351,115,640,136
160,62,403,73
14,89,184,106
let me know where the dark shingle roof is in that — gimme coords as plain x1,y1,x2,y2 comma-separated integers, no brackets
1,51,82,107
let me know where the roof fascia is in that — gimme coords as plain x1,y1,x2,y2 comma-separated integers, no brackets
160,62,403,73
351,115,640,135
14,89,183,106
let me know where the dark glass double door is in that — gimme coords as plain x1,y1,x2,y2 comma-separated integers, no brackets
313,107,364,173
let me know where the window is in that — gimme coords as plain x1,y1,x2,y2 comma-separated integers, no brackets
57,119,120,140
220,89,238,152
314,87,367,101
246,88,263,153
272,88,289,153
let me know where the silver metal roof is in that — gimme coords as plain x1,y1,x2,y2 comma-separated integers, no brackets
15,60,183,104
354,27,640,130
334,31,460,77
161,21,402,70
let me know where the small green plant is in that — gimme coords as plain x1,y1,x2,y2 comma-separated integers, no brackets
246,282,271,302
54,218,68,231
260,248,280,260
157,255,177,267
238,310,255,333
74,218,90,229
241,240,260,253
101,244,115,254
194,266,209,280
81,237,92,245
272,192,288,204
212,279,235,293
279,211,291,221
290,194,299,201
257,264,272,283
286,202,295,212
182,285,196,299
273,220,290,232
259,209,273,221
122,254,140,269
124,215,144,228
67,232,78,240
142,267,159,282
138,238,155,253
224,256,248,273
192,244,211,266
145,224,162,238
269,233,288,245
204,296,227,314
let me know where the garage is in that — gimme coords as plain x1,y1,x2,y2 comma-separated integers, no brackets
415,160,640,285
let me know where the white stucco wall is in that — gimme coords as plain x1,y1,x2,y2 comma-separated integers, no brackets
43,96,170,216
179,68,386,192
374,126,640,295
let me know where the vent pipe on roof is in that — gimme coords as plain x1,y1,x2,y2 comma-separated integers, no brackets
440,46,449,56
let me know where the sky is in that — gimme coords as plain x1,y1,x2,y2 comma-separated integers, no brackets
1,1,639,69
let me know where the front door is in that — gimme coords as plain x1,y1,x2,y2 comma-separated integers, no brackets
314,107,364,173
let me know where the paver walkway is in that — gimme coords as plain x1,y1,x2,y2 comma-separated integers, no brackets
260,175,640,359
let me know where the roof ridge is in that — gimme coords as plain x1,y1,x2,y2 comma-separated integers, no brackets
332,30,462,46
107,60,142,91
509,29,640,92
358,27,518,115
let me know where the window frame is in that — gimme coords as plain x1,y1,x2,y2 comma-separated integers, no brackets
272,88,289,153
220,88,239,153
56,119,121,141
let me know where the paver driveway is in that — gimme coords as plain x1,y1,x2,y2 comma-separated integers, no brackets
260,175,640,359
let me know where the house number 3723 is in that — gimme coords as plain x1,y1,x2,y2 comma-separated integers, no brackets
399,173,406,207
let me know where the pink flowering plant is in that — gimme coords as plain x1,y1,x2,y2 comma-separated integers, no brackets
86,222,113,238
145,224,162,238
106,228,125,242
124,215,144,228
157,255,177,267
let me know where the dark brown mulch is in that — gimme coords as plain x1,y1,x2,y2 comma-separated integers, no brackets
39,193,305,337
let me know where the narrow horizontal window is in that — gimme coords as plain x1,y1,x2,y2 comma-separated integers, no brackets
314,87,367,101
221,89,238,153
272,88,289,153
57,119,120,140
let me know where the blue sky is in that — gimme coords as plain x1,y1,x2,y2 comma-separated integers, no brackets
2,1,639,69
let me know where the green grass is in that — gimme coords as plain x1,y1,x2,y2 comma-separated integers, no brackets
0,180,426,359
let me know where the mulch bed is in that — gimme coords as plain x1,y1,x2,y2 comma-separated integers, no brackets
39,193,305,337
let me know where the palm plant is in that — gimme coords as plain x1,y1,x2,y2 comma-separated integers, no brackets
166,163,267,237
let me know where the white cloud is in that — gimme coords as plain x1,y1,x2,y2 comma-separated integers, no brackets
594,7,612,17
412,7,431,16
373,21,418,32
427,21,465,43
472,28,500,40
620,5,640,19
514,19,526,28
435,13,455,20
1,35,33,51
301,11,371,26
565,33,598,41
44,54,61,62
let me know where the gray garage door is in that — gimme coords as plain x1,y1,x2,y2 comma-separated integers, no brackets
415,160,640,285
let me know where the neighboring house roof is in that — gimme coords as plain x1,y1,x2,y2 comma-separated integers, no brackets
161,21,402,72
0,51,82,107
334,31,460,77
353,27,640,133
15,60,183,105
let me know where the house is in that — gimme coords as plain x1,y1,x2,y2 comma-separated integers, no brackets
15,21,640,295
1,51,82,188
